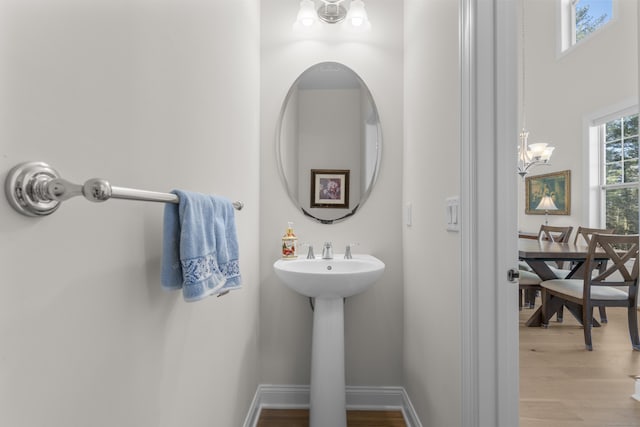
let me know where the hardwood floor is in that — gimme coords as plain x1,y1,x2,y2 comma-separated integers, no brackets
520,304,640,427
256,306,639,427
256,409,407,427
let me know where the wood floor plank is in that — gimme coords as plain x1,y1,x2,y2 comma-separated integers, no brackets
256,409,407,427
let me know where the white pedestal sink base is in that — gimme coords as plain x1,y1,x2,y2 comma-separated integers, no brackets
309,298,346,427
272,255,385,427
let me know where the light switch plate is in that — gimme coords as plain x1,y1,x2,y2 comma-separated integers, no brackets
446,196,460,232
406,203,413,227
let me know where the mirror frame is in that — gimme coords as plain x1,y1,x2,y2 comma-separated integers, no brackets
275,62,383,224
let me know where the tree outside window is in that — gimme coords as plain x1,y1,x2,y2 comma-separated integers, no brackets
602,114,639,234
575,0,611,42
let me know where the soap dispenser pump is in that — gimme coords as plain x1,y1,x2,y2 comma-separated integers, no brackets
281,222,298,259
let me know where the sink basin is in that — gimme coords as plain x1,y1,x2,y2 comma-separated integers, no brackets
273,254,385,298
273,253,385,427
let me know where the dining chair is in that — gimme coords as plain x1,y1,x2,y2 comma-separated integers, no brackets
555,226,616,323
574,226,616,246
540,233,639,351
537,224,573,243
520,225,574,308
519,269,542,310
538,224,574,270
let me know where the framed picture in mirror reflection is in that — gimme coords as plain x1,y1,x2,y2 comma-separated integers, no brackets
310,169,349,209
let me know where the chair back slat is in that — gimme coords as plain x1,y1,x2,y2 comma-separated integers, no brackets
573,226,615,246
538,225,573,243
586,234,639,289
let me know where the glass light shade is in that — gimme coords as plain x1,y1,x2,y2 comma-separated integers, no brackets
296,0,318,27
527,142,549,159
344,0,371,31
541,146,555,161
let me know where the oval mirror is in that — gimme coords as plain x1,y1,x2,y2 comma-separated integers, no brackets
277,62,382,224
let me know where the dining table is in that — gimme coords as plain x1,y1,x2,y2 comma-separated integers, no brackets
518,238,609,327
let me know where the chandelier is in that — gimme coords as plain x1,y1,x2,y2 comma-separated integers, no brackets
295,0,371,31
518,130,555,178
517,0,554,177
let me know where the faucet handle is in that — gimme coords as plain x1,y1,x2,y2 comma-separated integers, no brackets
301,242,315,259
344,242,359,259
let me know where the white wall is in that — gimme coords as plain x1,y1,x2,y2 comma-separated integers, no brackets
518,0,638,232
260,0,404,387
0,1,260,426
404,0,462,425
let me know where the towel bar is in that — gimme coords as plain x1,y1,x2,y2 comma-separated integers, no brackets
5,161,244,217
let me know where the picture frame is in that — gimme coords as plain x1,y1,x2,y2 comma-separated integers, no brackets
525,169,571,215
310,169,350,209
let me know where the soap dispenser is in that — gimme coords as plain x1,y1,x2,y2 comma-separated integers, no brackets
281,222,298,259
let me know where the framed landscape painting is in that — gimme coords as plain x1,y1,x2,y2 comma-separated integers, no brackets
525,170,571,215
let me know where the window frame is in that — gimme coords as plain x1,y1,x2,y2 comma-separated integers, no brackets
558,0,617,57
586,104,639,232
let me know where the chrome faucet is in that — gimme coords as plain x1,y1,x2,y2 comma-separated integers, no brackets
322,242,333,259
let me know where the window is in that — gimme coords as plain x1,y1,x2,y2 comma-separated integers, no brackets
560,0,613,52
599,113,639,234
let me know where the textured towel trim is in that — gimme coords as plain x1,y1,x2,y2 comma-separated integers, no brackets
181,252,225,286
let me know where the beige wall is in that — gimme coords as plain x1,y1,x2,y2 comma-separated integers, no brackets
0,1,261,426
259,0,404,386
403,0,462,425
518,0,638,232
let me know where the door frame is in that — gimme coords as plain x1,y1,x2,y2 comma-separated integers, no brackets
460,0,520,425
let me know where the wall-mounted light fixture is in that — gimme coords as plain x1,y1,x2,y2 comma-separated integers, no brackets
294,0,371,32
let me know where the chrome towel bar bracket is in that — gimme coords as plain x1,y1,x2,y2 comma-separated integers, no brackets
5,161,243,217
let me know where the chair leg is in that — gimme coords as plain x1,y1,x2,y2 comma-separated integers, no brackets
524,289,532,308
541,289,551,327
628,306,640,351
519,289,523,310
583,304,593,351
598,306,608,323
556,305,564,323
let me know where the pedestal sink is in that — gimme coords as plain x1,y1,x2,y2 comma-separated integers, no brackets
273,254,385,427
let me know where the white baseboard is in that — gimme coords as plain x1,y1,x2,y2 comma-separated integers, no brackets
242,384,422,427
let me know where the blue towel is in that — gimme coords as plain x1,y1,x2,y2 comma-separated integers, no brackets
161,190,241,302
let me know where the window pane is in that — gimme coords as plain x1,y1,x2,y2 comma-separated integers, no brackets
605,187,639,234
606,141,622,162
606,162,622,184
624,159,639,183
624,137,639,160
576,0,612,42
606,120,622,142
624,114,639,137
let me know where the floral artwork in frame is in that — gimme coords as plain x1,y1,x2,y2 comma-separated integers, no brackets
310,169,350,209
525,169,571,215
